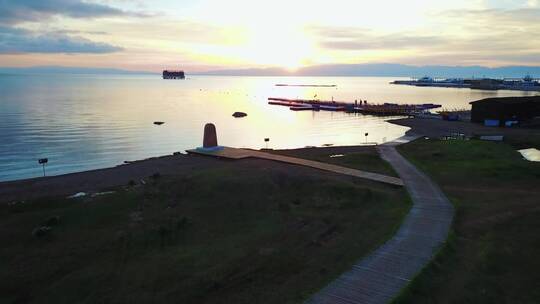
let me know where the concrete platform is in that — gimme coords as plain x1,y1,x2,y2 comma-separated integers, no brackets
187,146,255,159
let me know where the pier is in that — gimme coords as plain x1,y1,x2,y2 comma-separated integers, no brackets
268,97,441,116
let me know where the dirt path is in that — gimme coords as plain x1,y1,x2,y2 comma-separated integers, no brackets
305,144,454,304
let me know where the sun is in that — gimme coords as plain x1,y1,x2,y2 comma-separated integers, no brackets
186,18,316,70
284,64,301,73
240,23,314,70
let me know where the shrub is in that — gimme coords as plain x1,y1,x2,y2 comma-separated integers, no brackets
32,226,52,238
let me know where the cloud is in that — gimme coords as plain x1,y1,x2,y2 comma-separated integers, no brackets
439,8,540,27
308,7,540,66
53,29,109,35
0,1,135,54
309,26,446,50
431,8,540,64
0,0,149,25
0,26,122,53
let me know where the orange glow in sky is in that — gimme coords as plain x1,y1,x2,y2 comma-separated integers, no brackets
0,0,539,72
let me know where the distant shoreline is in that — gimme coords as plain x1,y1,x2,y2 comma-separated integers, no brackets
3,63,540,78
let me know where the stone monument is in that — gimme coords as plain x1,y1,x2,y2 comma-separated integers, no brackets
197,123,223,151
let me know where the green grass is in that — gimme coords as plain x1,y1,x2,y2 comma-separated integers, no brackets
500,131,540,149
394,139,540,304
1,164,409,304
271,146,398,177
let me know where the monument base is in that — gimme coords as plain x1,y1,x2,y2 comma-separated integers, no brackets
196,146,224,152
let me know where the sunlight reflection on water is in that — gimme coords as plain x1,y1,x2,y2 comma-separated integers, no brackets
1,74,537,181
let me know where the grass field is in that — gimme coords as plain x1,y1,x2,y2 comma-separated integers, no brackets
1,161,409,304
271,146,398,177
394,139,540,303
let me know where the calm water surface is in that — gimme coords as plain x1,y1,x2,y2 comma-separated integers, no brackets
1,74,538,181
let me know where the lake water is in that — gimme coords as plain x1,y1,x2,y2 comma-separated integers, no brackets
1,74,538,181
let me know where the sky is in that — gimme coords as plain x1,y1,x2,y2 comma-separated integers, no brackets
0,0,539,72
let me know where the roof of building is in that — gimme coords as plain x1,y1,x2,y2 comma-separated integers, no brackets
470,96,540,105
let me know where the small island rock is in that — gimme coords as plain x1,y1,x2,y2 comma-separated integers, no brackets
232,112,247,118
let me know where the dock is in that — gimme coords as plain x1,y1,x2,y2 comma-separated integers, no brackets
268,97,441,116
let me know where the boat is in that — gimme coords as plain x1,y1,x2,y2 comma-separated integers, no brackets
162,70,185,79
268,101,305,107
392,75,540,91
290,105,316,111
319,105,345,111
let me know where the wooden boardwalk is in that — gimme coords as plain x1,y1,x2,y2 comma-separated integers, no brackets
305,144,454,304
186,147,404,186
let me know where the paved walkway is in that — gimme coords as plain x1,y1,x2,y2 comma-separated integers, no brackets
382,134,423,146
187,147,404,186
305,144,454,304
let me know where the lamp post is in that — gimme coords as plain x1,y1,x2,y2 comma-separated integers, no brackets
264,138,270,149
364,133,369,144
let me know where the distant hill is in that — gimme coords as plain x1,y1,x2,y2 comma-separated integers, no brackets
197,63,540,78
196,67,294,77
0,66,156,75
3,64,539,78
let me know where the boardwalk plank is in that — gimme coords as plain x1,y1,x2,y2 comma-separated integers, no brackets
186,147,404,186
305,145,453,304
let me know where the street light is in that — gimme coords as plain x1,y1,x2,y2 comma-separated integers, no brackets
364,133,369,144
264,138,270,149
